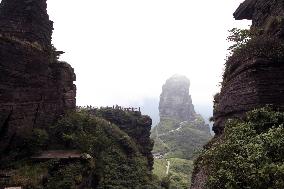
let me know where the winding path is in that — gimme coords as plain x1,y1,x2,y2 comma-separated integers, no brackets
166,159,170,175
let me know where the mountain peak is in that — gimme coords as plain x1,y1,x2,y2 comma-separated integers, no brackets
159,75,196,121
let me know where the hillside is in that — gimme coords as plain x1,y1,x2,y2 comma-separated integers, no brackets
151,75,212,188
0,108,161,188
153,116,211,159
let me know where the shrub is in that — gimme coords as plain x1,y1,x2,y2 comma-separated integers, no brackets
26,129,49,153
199,108,284,189
223,28,284,81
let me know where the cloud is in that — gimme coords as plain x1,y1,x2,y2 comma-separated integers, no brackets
45,0,250,108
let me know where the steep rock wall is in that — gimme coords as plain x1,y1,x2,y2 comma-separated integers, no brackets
213,0,284,135
213,58,284,135
0,0,76,155
191,1,284,188
159,74,196,122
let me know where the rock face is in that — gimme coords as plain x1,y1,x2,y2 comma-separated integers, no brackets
159,75,196,122
0,0,76,155
191,1,284,188
212,0,284,136
89,108,154,171
234,0,284,36
0,0,53,51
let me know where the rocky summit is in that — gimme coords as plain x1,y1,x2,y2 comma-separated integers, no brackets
159,74,196,122
152,75,211,188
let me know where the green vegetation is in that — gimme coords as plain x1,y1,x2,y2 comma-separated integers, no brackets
198,108,284,189
155,118,180,134
169,158,194,188
224,28,284,80
1,110,162,188
152,135,170,155
152,119,211,160
227,28,253,55
151,116,211,188
153,158,194,189
153,159,168,179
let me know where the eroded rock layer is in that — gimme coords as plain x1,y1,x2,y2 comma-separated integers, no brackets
213,0,284,135
0,0,76,155
0,0,53,50
191,1,284,188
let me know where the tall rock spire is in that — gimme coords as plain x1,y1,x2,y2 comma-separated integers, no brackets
0,0,53,50
159,74,196,122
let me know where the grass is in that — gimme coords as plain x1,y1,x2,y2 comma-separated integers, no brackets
153,158,194,189
153,159,168,179
151,116,212,188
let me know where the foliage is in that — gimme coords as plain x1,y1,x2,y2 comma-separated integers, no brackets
224,28,284,79
0,128,49,164
199,108,284,189
10,162,49,188
155,118,180,134
153,158,194,189
152,118,211,159
151,115,211,188
227,28,253,56
51,111,157,188
45,161,93,189
227,33,284,64
159,122,211,160
9,160,93,189
4,111,160,188
25,128,49,153
153,159,168,179
152,137,170,156
168,158,194,189
161,176,171,189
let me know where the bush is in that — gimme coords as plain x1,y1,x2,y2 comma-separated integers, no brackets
26,129,49,153
223,28,284,81
199,108,284,189
4,111,159,188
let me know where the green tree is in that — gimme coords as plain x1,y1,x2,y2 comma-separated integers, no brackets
199,108,284,189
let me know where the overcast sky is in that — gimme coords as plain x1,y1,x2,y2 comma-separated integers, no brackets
46,0,250,113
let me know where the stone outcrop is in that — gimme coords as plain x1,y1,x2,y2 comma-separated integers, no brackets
153,75,211,188
0,0,53,51
0,0,76,155
159,74,196,122
234,0,284,37
191,1,284,188
212,0,284,135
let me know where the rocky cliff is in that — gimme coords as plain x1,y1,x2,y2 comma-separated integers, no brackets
212,0,284,136
191,1,284,188
0,0,76,157
152,75,211,188
159,75,196,122
0,0,160,188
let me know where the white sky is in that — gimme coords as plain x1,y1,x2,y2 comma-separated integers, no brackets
46,0,250,109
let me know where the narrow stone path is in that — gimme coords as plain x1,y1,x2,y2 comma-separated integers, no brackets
166,160,170,175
